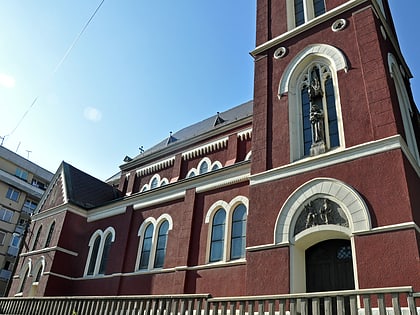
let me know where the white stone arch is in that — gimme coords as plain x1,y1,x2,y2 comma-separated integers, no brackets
279,44,348,97
275,177,371,244
388,53,420,165
274,177,371,293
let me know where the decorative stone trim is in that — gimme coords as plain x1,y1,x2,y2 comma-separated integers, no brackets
136,156,175,176
275,177,371,245
331,18,347,32
274,47,288,59
279,44,348,97
237,128,252,141
182,137,228,160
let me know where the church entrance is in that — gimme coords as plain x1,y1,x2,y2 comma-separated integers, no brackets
305,239,355,313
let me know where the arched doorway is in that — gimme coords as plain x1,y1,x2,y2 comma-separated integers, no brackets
306,239,355,292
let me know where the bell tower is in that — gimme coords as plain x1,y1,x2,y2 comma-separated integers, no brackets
246,0,420,295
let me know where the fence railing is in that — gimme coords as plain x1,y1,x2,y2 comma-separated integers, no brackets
0,287,418,315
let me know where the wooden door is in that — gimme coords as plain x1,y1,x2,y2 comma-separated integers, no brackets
306,239,355,313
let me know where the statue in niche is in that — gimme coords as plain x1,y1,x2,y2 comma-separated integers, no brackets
294,198,349,236
307,69,326,155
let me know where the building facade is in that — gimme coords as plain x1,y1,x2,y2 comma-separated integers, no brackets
8,0,420,298
0,146,53,296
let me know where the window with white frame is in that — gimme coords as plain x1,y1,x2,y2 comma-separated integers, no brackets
288,0,326,29
0,208,13,223
84,227,116,276
6,187,20,202
206,196,248,263
136,215,173,271
388,53,420,165
280,45,346,161
186,157,223,178
141,174,170,192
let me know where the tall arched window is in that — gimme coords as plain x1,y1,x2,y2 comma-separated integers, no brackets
99,232,113,274
18,267,30,294
154,221,169,268
87,235,101,276
230,204,247,260
84,227,116,277
280,45,346,162
388,53,420,164
44,221,55,248
299,63,340,157
136,215,173,271
210,209,226,262
199,160,209,174
139,224,153,270
32,226,42,251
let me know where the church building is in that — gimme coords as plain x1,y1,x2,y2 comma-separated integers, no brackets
8,0,420,299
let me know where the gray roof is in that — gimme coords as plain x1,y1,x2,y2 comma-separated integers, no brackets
127,100,253,164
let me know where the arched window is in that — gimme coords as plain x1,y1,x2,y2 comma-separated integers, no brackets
210,209,226,262
199,161,209,174
206,197,249,264
32,226,42,251
136,215,173,271
44,221,55,248
87,235,101,276
99,232,113,274
150,177,159,189
84,227,115,277
280,45,346,162
139,224,153,270
18,266,30,294
299,63,340,157
388,53,420,164
230,204,247,260
154,221,169,268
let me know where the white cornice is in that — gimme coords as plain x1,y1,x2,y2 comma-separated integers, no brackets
121,116,252,171
246,222,419,252
136,156,175,177
250,135,417,186
133,162,250,211
182,137,228,160
237,128,252,141
250,0,412,78
87,206,127,222
251,0,368,57
20,246,78,257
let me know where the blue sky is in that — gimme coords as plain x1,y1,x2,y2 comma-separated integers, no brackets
0,1,418,180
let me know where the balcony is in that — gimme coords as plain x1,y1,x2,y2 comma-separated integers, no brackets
1,287,419,315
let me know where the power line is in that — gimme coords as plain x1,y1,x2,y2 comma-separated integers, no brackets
8,0,106,138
